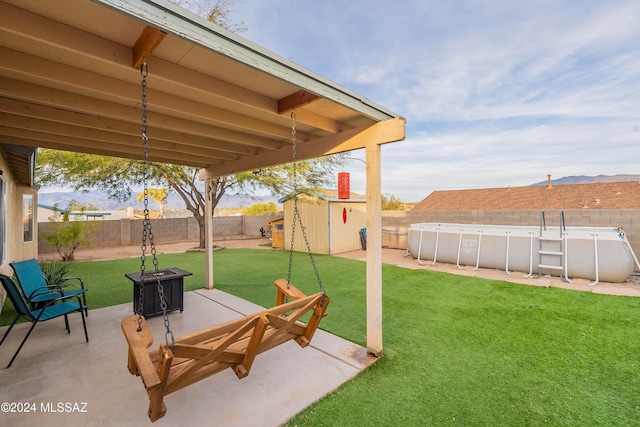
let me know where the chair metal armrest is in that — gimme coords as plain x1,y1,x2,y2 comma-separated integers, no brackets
52,292,85,310
25,285,64,302
60,276,86,291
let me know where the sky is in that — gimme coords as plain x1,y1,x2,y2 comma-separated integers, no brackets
183,0,640,202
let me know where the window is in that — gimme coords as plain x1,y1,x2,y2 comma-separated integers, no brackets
23,194,34,242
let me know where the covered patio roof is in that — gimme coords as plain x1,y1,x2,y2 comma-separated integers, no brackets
0,0,405,356
0,0,404,175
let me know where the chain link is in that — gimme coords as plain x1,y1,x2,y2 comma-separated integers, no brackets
138,59,174,349
286,110,325,297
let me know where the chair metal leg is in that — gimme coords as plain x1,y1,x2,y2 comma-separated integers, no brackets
0,315,20,347
79,306,89,342
6,321,39,368
64,314,70,333
82,293,88,316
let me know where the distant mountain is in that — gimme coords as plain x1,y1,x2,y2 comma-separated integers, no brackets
531,174,640,186
38,190,279,211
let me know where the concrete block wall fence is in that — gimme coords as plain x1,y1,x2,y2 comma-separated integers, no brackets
38,212,281,254
38,210,638,262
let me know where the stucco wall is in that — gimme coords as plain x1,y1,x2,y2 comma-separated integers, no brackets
0,153,38,308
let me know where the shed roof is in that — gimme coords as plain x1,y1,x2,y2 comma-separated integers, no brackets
0,0,405,180
279,189,366,203
411,181,640,211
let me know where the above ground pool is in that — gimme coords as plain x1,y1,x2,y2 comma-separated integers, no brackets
406,222,639,284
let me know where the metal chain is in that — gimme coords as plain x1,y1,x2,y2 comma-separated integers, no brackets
286,110,325,296
138,59,175,349
286,111,298,285
136,61,149,331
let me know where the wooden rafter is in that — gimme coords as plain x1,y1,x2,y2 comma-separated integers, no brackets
132,25,166,69
277,90,321,114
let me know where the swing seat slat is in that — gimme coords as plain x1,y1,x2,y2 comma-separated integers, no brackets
121,280,329,422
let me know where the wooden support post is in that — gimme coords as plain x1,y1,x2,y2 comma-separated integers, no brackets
205,176,214,289
365,141,383,357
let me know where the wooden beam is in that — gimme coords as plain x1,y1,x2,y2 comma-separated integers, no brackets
1,2,347,136
0,1,131,68
208,118,405,177
0,133,220,168
0,99,262,156
133,26,166,69
277,90,320,114
0,79,284,151
0,117,240,163
0,49,302,142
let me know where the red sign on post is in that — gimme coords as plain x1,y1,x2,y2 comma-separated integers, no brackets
338,172,350,199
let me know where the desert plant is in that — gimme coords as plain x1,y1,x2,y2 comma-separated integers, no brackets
39,261,71,288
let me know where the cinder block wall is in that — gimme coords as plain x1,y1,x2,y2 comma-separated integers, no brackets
38,214,279,254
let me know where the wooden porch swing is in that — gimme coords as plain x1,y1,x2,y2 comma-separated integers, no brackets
121,61,329,422
121,280,328,422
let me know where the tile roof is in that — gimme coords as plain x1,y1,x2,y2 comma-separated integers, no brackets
411,181,640,211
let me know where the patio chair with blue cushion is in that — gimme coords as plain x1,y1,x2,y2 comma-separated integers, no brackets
10,258,88,315
0,273,89,368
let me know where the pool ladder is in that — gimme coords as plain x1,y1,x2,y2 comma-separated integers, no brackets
537,211,571,282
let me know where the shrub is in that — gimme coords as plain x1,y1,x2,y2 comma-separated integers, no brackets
41,204,95,261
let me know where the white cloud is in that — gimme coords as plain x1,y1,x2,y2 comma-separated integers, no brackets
228,0,640,201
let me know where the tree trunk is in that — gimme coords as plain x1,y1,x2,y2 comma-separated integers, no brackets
197,214,206,249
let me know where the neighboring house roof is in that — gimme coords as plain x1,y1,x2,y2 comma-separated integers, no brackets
38,203,112,218
412,181,640,211
278,189,366,203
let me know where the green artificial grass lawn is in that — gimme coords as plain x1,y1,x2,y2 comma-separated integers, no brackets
2,248,639,425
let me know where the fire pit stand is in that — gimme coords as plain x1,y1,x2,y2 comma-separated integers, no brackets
125,267,192,317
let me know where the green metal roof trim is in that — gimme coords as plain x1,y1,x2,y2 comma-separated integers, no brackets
37,203,112,217
95,0,400,122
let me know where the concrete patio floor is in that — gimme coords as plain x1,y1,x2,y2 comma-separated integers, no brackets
0,288,376,427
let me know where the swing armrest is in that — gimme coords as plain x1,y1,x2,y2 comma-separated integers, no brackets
274,279,307,305
121,315,162,389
